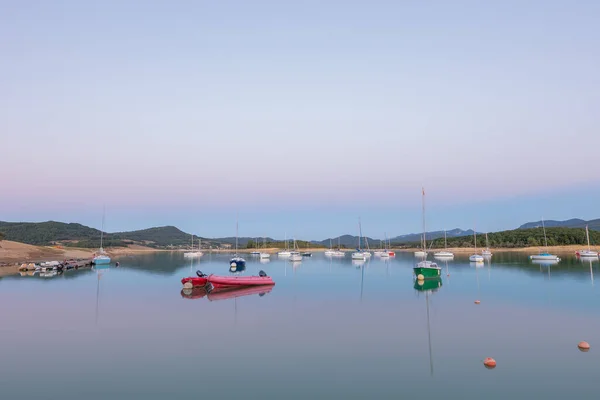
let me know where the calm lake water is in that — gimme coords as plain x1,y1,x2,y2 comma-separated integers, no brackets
1,251,599,399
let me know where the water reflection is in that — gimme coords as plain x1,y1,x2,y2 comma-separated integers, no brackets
414,278,442,377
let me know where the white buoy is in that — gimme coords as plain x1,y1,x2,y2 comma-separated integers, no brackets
417,274,425,280
183,281,193,290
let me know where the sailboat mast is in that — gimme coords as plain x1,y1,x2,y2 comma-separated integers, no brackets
542,218,548,249
235,213,238,253
358,217,362,250
474,229,477,252
422,188,426,252
586,225,591,250
100,205,105,251
444,230,447,249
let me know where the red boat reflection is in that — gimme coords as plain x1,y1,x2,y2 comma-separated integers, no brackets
180,286,208,299
207,285,273,302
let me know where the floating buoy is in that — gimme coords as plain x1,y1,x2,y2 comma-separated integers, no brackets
474,300,481,304
183,281,193,290
578,341,590,352
417,274,425,280
483,357,496,369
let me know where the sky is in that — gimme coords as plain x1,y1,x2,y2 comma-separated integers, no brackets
1,0,599,239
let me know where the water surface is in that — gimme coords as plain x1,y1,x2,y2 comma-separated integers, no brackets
0,251,598,399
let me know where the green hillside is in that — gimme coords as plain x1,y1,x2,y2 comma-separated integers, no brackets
0,221,209,248
0,221,105,245
425,227,600,249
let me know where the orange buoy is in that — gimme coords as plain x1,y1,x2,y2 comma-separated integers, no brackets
474,300,481,304
483,357,496,369
578,341,590,352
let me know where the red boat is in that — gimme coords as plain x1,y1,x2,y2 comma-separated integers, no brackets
207,271,275,289
181,270,275,289
207,285,273,301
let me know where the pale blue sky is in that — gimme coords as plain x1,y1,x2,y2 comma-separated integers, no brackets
1,0,599,238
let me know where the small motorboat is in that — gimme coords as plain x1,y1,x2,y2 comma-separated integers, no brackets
181,270,209,288
207,270,275,289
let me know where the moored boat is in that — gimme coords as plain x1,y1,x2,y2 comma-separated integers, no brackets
576,226,599,258
413,188,442,279
207,271,275,289
434,230,454,259
530,253,561,261
229,215,246,269
469,254,484,263
529,218,560,263
93,207,111,265
414,260,442,279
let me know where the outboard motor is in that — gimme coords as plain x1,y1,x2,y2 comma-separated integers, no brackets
259,270,267,277
196,270,206,277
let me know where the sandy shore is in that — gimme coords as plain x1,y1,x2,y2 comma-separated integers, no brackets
0,241,162,265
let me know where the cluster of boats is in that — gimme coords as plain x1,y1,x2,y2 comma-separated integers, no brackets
17,258,102,277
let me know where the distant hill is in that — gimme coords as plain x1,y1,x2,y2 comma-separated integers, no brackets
432,226,600,249
311,234,375,249
0,221,104,245
519,218,600,231
0,221,218,249
388,228,476,244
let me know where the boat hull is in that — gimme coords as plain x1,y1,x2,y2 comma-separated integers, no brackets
207,274,275,289
434,252,454,258
93,256,111,265
413,267,441,278
577,250,599,258
229,258,246,268
469,255,484,262
530,254,560,261
414,251,427,257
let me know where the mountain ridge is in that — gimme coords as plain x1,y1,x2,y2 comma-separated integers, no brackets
1,217,599,249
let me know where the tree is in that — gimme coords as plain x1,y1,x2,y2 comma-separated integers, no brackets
246,239,256,249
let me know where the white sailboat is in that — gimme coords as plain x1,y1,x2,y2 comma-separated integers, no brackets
434,230,454,258
577,225,598,258
277,232,291,257
183,234,203,258
529,218,560,261
289,238,302,262
324,239,335,256
414,233,427,257
93,207,111,265
352,218,371,260
481,232,492,257
259,237,270,259
469,229,484,263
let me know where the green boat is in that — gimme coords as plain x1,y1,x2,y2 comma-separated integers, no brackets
413,188,442,280
413,260,442,279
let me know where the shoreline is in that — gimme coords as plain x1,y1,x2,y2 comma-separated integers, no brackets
1,240,593,266
398,245,592,254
